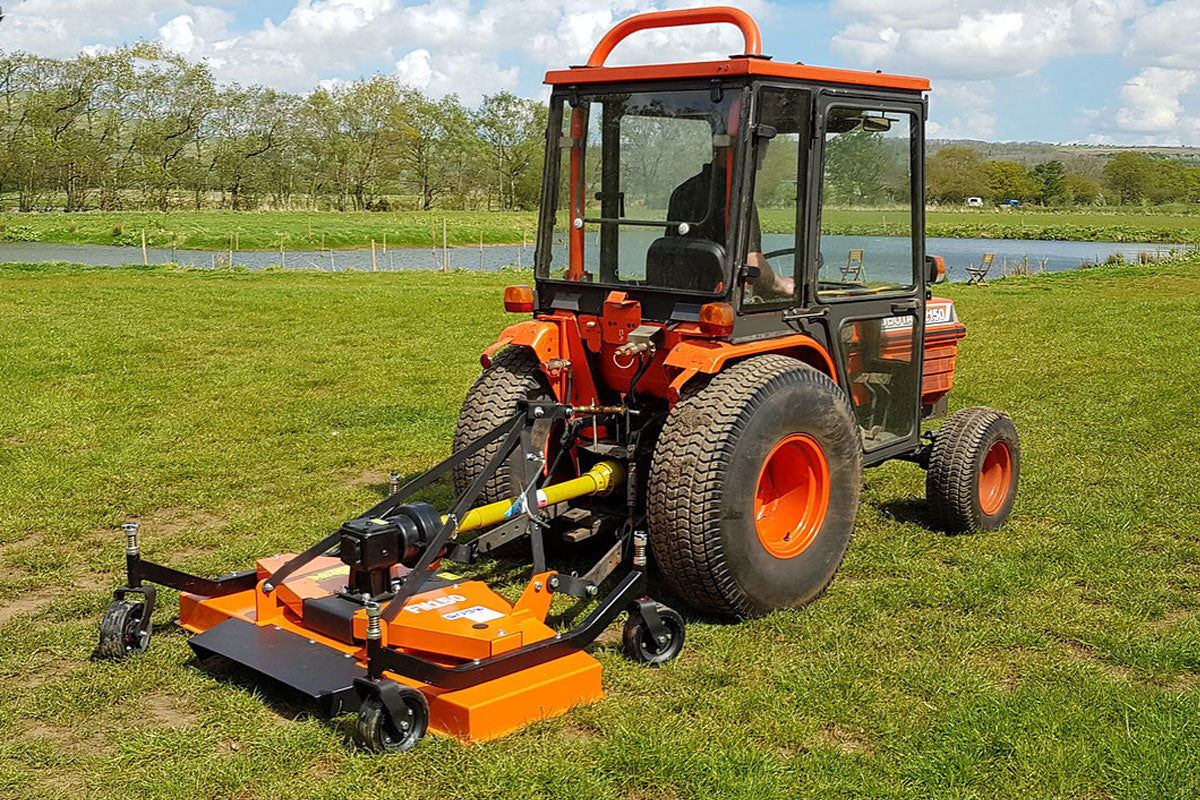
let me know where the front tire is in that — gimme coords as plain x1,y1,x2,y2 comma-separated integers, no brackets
354,689,429,753
648,355,862,619
96,599,150,660
926,406,1020,533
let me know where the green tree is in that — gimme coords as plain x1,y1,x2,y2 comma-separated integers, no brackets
1032,160,1068,205
926,146,985,203
476,92,547,210
1103,152,1154,203
1063,173,1102,205
984,160,1037,202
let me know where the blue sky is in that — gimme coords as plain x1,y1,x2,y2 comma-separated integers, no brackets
1,0,1197,145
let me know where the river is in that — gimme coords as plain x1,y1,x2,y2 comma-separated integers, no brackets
0,236,1186,282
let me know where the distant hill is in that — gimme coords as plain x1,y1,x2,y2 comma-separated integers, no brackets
928,140,1200,181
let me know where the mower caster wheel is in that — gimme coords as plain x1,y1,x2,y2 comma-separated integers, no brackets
355,689,429,753
96,599,151,660
622,604,685,666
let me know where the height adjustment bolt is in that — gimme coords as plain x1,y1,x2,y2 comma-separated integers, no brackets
632,530,648,568
365,603,382,641
388,472,400,494
122,521,140,556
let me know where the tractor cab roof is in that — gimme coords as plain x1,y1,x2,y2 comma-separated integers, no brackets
544,7,929,94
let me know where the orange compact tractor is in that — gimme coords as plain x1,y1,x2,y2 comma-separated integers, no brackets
98,7,1019,752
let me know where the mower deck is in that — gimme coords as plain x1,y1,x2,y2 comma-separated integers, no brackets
180,555,604,742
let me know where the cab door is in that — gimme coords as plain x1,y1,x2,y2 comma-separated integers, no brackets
810,95,927,465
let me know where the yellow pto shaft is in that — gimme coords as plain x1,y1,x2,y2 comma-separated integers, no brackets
453,461,624,534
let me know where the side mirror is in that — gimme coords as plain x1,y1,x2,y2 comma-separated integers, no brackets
925,255,947,284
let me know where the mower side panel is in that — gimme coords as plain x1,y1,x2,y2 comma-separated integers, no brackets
421,650,604,742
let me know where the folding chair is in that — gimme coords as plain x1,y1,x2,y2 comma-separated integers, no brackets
841,249,865,281
966,252,995,286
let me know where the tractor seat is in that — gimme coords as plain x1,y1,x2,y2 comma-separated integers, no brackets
645,236,725,293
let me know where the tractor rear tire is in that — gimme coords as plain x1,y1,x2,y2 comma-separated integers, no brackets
452,346,553,506
926,406,1019,533
648,355,862,619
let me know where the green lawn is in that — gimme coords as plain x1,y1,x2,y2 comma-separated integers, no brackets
2,206,1199,251
0,209,540,251
1,258,1199,799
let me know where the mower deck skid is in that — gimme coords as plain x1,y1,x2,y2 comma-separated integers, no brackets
180,555,603,741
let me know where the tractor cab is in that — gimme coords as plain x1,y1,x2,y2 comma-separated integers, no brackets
525,6,955,464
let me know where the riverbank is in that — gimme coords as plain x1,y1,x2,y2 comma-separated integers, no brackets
2,207,1199,251
2,254,1199,798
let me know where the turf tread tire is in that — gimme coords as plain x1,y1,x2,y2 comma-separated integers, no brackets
926,406,1020,533
648,355,862,619
452,346,550,505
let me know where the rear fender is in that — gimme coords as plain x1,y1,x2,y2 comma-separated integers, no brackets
482,318,599,405
664,334,837,403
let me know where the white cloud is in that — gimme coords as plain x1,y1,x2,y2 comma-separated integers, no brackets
1126,0,1200,70
830,0,1143,81
0,0,198,57
0,0,778,102
926,80,997,140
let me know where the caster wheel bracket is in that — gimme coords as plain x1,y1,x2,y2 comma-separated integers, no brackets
112,585,156,641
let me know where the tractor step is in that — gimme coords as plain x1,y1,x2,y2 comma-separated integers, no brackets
189,617,365,716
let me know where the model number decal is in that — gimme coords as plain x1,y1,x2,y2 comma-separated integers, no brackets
443,605,505,623
404,593,467,614
880,305,952,330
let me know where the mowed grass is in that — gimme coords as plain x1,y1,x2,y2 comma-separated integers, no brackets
0,209,539,251
2,257,1200,799
3,206,1200,251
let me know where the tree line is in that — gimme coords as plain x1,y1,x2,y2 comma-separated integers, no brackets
927,146,1200,207
0,44,547,212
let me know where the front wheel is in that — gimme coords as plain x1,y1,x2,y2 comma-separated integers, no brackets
926,406,1020,533
96,599,150,660
622,604,686,665
354,688,429,753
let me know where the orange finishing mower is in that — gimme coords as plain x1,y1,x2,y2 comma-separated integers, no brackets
98,7,1020,752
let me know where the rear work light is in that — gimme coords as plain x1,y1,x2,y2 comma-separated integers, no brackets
698,302,735,337
504,285,535,313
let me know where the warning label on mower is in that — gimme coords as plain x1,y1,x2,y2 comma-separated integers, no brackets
443,605,505,624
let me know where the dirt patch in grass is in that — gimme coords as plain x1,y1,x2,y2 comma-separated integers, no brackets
0,587,57,627
560,721,602,742
341,468,388,490
810,723,877,755
594,624,623,650
1055,637,1135,681
139,692,200,729
1144,608,1193,634
140,507,227,536
21,716,115,757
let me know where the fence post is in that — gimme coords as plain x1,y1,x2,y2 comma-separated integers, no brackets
141,229,148,265
371,239,377,272
442,218,449,273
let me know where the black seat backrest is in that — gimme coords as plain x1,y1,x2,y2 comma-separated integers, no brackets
645,236,725,293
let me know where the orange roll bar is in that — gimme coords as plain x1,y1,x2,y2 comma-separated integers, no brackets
586,6,763,67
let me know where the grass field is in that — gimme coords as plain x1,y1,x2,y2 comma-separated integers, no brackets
2,258,1200,799
0,210,541,251
2,206,1199,251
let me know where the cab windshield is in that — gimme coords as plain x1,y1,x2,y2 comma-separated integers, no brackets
537,88,741,294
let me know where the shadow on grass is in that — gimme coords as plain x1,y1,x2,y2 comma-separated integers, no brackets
876,497,943,533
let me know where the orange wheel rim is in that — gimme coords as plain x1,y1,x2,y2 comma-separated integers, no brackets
978,440,1012,516
754,434,831,559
